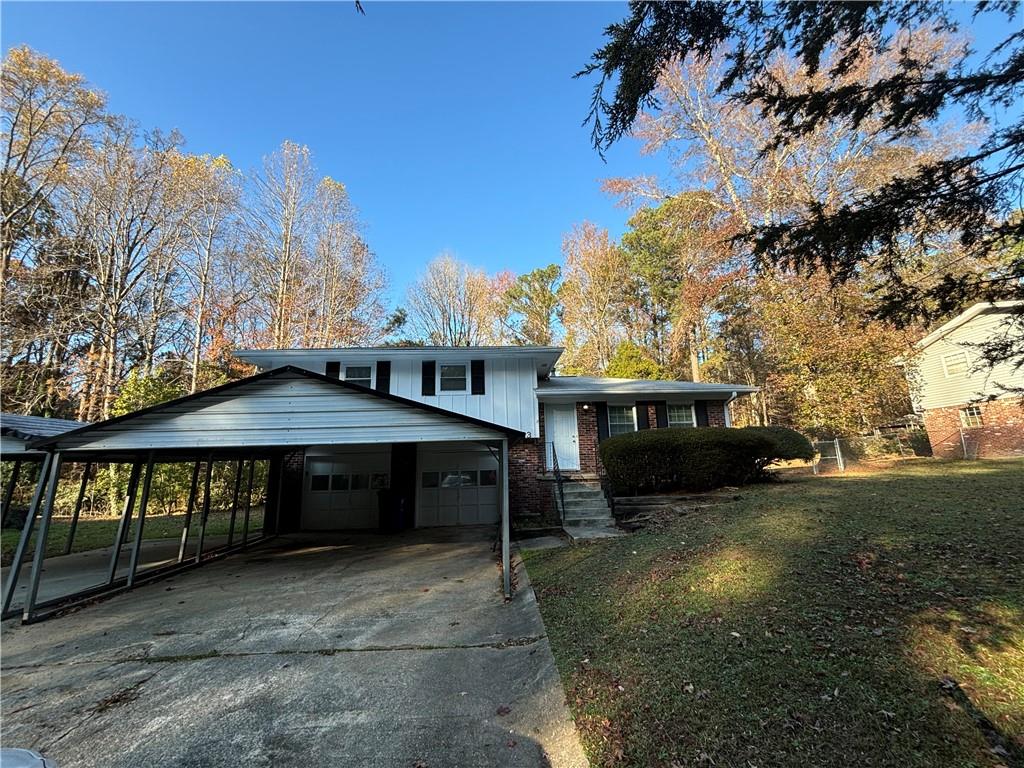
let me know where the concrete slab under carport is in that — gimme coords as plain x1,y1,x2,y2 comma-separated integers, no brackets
1,527,588,768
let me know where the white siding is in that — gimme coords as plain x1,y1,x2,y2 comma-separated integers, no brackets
52,373,507,452
913,309,1024,410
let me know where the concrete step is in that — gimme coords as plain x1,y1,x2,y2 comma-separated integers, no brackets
564,525,625,543
564,504,612,516
561,487,604,498
563,515,616,527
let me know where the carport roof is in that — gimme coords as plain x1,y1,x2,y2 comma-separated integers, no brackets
30,366,524,453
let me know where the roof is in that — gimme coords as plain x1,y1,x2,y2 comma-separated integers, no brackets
234,345,564,376
31,366,524,452
536,376,758,398
915,300,1022,351
1,414,88,442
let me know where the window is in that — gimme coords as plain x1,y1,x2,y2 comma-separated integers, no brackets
608,405,636,437
350,473,369,490
960,405,983,428
344,365,372,388
439,364,468,392
942,351,970,377
480,469,497,487
421,472,440,488
310,474,329,491
330,474,349,491
441,470,477,487
668,404,696,428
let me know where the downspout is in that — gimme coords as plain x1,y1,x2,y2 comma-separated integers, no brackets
724,391,738,428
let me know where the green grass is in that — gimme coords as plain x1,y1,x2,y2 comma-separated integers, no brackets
1,509,264,566
522,459,1024,768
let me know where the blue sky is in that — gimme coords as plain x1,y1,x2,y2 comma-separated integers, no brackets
3,1,660,308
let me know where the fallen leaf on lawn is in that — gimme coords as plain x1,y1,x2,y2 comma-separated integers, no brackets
496,705,512,716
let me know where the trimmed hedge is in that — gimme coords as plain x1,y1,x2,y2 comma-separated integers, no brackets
599,427,776,495
740,426,815,468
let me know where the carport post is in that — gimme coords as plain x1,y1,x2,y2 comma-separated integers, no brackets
64,461,92,555
1,459,22,527
241,458,255,547
177,460,201,563
195,453,214,562
22,452,64,622
1,452,53,616
106,460,143,586
501,438,511,598
227,459,243,546
126,452,155,588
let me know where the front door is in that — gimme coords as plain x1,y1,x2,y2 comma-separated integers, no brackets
546,404,580,471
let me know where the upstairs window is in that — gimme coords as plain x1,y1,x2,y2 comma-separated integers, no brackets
439,364,467,392
608,405,636,437
960,405,983,428
344,365,372,388
942,351,970,377
668,404,696,428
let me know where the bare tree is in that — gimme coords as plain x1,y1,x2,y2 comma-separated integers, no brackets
406,253,498,346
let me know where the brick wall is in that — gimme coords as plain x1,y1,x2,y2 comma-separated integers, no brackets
706,401,727,427
576,402,603,475
922,398,1024,459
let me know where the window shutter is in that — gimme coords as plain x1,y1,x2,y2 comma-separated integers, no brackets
421,361,436,396
695,401,709,427
596,402,609,441
470,360,485,395
325,361,340,379
636,401,650,430
375,361,391,393
654,401,668,428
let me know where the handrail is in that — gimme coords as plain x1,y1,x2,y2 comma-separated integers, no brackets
546,442,567,524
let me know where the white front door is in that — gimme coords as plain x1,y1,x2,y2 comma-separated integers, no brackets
546,404,580,471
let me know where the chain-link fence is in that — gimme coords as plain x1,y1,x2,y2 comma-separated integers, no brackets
812,429,932,473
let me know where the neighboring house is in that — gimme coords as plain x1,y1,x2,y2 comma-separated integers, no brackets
905,301,1024,459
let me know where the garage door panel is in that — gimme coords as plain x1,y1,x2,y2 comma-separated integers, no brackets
418,449,499,526
302,450,389,530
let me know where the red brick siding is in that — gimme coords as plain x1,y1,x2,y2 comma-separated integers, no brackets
705,401,727,427
576,402,603,475
646,403,659,428
922,398,1024,459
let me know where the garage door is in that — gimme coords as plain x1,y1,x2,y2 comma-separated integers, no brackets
302,450,390,530
418,449,498,526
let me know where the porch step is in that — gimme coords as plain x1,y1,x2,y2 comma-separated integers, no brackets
563,515,617,528
558,478,615,532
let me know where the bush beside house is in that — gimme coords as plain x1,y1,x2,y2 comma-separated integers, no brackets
600,425,813,495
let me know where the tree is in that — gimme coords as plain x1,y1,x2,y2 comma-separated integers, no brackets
558,222,629,375
244,140,317,348
1,46,107,289
406,253,499,346
504,264,561,345
581,1,1024,366
605,341,665,379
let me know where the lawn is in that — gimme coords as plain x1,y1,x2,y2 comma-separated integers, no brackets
1,508,265,566
522,459,1024,768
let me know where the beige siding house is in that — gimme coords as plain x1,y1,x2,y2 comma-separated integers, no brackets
907,301,1024,458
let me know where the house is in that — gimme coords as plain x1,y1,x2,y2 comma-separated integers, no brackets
905,301,1024,458
229,346,755,531
17,345,753,611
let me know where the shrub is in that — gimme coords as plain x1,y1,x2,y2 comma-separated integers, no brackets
740,426,814,470
599,427,775,495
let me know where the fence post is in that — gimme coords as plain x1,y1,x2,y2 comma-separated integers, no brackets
834,438,845,472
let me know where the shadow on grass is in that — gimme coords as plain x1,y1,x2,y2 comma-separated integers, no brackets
523,458,1024,768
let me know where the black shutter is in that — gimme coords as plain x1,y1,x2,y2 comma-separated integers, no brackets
375,361,391,393
695,401,709,427
325,361,340,379
654,401,669,428
636,401,650,430
470,360,485,395
421,361,436,396
596,402,609,441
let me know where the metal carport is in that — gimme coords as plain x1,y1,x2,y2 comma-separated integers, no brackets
2,366,521,623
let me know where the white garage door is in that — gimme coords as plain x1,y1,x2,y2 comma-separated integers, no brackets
418,449,499,526
302,449,390,530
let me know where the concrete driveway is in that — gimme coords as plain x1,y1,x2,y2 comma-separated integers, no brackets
1,528,588,768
